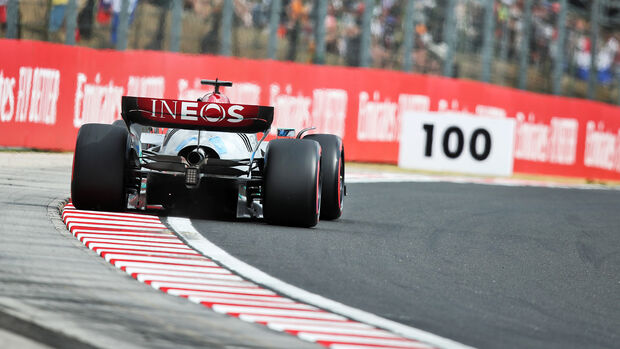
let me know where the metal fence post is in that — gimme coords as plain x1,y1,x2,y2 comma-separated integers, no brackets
169,0,183,52
481,0,495,82
314,0,327,64
6,0,18,39
116,0,130,50
64,0,78,45
588,0,600,100
359,0,372,67
442,0,457,77
552,0,567,95
267,0,282,59
220,0,233,56
498,5,510,84
402,0,415,72
518,0,532,90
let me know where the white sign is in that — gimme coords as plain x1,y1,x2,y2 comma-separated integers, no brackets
398,112,516,176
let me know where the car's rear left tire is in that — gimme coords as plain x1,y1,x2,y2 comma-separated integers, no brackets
71,123,128,211
263,139,321,227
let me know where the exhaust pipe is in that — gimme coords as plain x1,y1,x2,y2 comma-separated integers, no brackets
187,147,206,166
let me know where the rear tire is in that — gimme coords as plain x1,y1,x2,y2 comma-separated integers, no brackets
71,123,128,211
263,139,321,227
304,134,344,220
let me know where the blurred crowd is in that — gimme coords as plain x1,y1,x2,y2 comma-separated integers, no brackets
1,0,619,90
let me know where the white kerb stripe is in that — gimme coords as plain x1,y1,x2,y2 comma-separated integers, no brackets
167,216,473,349
72,228,176,237
329,343,434,349
63,211,162,222
74,230,178,238
85,240,188,249
165,288,277,298
135,272,241,281
63,205,164,219
136,275,253,287
211,305,345,320
267,323,400,338
239,316,374,329
65,218,166,228
93,246,198,254
113,261,225,273
184,293,295,303
187,297,317,310
297,333,430,348
95,250,199,259
123,267,232,276
102,254,215,266
76,234,178,243
152,284,276,295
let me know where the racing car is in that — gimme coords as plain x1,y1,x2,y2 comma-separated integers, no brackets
70,79,345,227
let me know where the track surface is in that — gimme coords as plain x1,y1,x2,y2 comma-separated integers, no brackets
193,181,620,349
0,152,319,349
1,152,619,348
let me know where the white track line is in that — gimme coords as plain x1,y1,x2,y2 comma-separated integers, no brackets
167,217,474,349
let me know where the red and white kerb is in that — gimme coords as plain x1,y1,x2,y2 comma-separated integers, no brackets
62,203,436,349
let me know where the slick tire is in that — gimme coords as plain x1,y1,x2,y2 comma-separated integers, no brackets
71,123,128,211
304,134,344,220
263,139,321,227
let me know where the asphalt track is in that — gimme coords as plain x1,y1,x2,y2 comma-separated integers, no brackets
192,181,620,349
1,152,619,348
0,152,319,349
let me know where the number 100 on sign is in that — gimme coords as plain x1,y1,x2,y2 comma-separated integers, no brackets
398,112,516,176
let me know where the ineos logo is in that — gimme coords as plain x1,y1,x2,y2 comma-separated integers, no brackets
200,103,226,122
149,99,245,123
197,104,244,123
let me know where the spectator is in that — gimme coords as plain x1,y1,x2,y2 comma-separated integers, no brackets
285,0,308,61
343,1,363,67
48,0,69,38
110,0,138,46
0,0,7,33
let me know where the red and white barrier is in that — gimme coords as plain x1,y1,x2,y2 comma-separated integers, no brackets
1,39,619,180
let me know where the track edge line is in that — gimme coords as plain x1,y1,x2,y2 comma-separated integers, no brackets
166,216,475,349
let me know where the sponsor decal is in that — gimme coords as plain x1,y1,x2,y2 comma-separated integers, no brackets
269,84,348,137
357,91,398,142
269,84,312,132
357,92,430,142
0,67,61,125
0,71,16,123
227,82,261,105
311,88,348,137
73,73,124,127
514,113,579,165
584,121,620,172
127,76,165,98
475,105,507,118
149,99,244,124
16,67,61,125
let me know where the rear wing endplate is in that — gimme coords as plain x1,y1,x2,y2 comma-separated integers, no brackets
121,96,273,133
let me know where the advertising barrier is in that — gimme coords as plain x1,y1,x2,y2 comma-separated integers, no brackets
1,39,619,181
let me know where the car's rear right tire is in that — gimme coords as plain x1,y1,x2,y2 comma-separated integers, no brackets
263,139,321,227
304,134,344,220
71,123,128,211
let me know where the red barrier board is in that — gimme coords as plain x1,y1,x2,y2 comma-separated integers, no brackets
1,39,619,180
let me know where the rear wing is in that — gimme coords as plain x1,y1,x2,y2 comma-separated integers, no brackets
121,96,273,133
